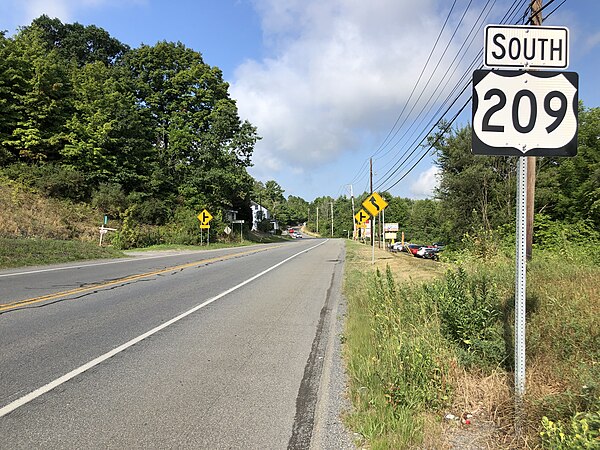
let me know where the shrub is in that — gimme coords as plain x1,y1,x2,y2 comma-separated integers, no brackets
368,267,451,410
91,183,128,218
540,410,600,449
426,267,507,368
2,163,90,201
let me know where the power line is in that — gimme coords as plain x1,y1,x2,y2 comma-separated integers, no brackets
374,0,496,177
373,0,532,191
371,0,460,158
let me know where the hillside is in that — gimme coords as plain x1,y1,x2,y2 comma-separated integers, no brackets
0,177,101,242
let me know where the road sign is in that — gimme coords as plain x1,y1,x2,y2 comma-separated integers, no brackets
197,209,213,224
200,224,210,229
485,25,569,69
384,223,399,232
356,222,367,229
232,220,245,224
224,226,232,235
362,192,388,217
472,69,578,156
355,209,369,224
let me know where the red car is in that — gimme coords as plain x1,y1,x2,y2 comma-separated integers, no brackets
406,244,422,256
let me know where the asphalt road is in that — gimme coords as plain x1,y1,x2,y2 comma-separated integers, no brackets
0,239,352,449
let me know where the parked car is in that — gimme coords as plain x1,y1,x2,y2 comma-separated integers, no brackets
389,242,403,252
406,244,422,256
417,246,440,260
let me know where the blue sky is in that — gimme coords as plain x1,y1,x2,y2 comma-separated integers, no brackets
2,0,599,202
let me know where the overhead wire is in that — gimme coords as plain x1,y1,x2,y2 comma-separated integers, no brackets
345,0,569,196
345,0,461,190
373,0,532,192
373,1,515,190
371,0,460,158
376,0,569,193
525,0,559,24
541,0,567,21
374,0,477,163
374,0,496,182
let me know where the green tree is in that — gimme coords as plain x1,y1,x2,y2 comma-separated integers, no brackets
122,41,258,209
24,15,129,66
7,25,74,163
433,124,517,240
0,32,27,164
536,104,600,228
62,62,152,191
286,195,309,225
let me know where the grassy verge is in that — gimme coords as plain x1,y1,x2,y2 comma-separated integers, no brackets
343,241,449,448
343,240,600,448
0,237,124,269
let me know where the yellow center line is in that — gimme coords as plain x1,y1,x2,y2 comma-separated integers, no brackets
0,245,283,313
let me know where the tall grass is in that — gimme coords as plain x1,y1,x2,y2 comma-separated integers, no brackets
344,245,453,448
343,240,600,448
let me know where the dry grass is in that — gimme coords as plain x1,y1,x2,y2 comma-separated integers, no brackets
345,240,599,449
0,180,99,241
346,241,446,283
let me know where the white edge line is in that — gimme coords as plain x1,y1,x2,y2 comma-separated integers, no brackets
0,239,328,418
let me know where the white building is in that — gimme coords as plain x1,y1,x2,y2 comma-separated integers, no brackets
250,201,270,231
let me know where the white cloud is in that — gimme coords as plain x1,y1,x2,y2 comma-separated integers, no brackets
409,165,440,199
231,0,469,187
24,0,71,22
585,31,600,53
6,0,145,28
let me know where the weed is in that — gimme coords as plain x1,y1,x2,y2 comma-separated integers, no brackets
540,410,600,449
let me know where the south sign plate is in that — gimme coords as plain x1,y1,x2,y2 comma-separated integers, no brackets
472,69,578,157
485,25,569,69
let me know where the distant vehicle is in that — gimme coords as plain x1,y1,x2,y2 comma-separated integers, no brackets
390,242,404,252
406,244,421,256
432,242,445,250
295,231,303,238
416,246,440,260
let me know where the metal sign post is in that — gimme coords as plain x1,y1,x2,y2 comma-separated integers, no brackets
232,220,245,243
362,192,388,265
372,217,375,264
515,157,528,429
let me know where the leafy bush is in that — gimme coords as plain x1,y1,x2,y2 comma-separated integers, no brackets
425,267,507,368
125,192,171,225
368,267,451,410
2,163,90,201
534,213,599,249
91,183,128,218
541,410,600,449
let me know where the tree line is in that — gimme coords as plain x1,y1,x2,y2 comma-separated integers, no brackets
307,104,599,248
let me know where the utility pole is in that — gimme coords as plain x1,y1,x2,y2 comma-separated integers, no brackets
526,0,542,261
316,207,319,234
349,184,356,239
330,201,334,237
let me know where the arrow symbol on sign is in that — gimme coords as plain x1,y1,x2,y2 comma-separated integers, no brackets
369,197,380,211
